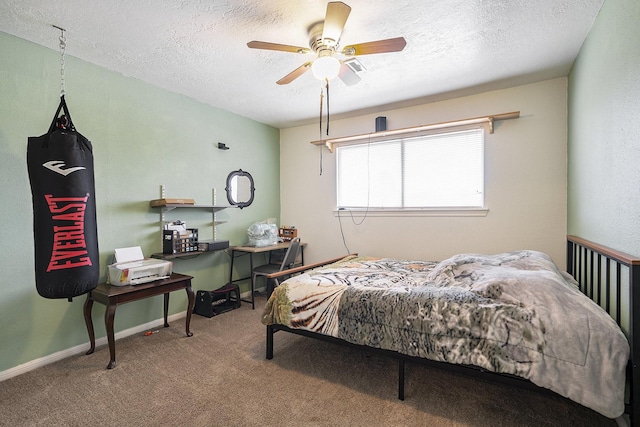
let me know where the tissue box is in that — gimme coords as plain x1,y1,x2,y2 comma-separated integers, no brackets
107,247,173,286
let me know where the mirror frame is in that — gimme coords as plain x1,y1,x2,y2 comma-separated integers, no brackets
225,169,255,209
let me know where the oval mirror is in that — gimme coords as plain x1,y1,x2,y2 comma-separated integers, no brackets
225,169,255,209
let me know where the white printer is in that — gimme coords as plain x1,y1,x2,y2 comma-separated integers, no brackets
107,246,173,286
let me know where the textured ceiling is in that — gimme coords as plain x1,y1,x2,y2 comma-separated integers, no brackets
0,0,604,128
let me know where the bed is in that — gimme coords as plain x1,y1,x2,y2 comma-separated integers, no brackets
261,236,640,423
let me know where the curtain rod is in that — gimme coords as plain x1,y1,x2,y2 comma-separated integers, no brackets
310,111,520,152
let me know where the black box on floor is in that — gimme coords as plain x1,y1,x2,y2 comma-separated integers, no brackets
193,283,240,318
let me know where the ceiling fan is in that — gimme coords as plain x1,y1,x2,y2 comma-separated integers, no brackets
247,1,407,86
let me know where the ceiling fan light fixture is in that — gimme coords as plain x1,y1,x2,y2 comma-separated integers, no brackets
247,2,407,85
312,55,341,81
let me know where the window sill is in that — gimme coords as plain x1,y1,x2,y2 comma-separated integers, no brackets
334,208,489,217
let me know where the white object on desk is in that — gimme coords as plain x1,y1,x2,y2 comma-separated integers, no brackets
108,246,173,286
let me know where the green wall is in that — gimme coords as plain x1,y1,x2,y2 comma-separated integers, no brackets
0,32,280,373
568,0,640,256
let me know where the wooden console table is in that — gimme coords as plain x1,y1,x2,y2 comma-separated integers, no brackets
83,273,194,369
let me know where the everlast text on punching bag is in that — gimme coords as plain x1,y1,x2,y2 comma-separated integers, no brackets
27,96,99,300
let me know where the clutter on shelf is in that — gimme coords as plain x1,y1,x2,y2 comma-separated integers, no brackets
163,220,198,254
278,225,297,241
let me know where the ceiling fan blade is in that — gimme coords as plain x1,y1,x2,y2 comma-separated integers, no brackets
276,62,312,85
247,41,311,54
341,37,407,56
322,1,351,44
338,62,361,86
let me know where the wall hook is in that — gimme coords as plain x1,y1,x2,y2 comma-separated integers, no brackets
218,142,229,150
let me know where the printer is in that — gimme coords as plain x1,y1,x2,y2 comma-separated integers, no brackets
107,246,173,286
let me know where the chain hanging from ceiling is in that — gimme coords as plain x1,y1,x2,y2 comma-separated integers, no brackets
318,78,332,176
53,25,66,97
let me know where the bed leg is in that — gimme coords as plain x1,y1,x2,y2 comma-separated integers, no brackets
266,325,274,360
631,263,640,426
398,358,405,401
633,358,640,426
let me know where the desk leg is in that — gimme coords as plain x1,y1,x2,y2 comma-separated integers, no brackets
229,250,236,284
185,285,194,337
83,294,95,355
163,293,170,327
232,251,256,309
250,253,255,310
105,303,117,369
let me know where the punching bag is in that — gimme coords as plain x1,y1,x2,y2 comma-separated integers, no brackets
27,96,99,299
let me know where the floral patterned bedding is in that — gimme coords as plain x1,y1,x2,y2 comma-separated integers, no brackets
262,251,630,419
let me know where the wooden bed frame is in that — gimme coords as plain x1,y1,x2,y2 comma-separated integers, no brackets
264,236,640,424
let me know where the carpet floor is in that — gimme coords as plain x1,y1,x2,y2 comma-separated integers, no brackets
0,294,618,426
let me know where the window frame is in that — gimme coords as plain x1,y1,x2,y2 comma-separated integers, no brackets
333,123,489,217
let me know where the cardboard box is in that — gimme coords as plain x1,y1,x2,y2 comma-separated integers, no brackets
107,246,173,286
150,198,196,207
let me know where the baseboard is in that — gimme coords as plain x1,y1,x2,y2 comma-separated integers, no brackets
240,286,265,299
0,311,187,382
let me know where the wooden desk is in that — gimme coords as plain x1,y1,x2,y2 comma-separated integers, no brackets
229,242,305,309
83,273,194,369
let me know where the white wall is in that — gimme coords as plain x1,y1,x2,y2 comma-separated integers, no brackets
280,78,568,267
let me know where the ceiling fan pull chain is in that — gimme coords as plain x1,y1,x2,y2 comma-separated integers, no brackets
319,87,324,137
319,86,324,175
53,25,67,97
325,78,330,136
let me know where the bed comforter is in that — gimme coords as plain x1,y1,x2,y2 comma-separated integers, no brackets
262,251,629,418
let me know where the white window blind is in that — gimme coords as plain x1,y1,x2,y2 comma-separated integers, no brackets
336,128,484,209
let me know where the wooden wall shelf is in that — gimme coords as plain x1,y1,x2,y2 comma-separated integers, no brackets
311,111,520,152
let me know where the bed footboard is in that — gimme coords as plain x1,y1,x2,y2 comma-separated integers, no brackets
567,235,640,424
264,253,357,290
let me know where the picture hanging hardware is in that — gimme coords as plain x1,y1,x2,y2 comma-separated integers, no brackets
217,142,229,150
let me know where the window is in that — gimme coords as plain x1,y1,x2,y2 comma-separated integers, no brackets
336,128,484,210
